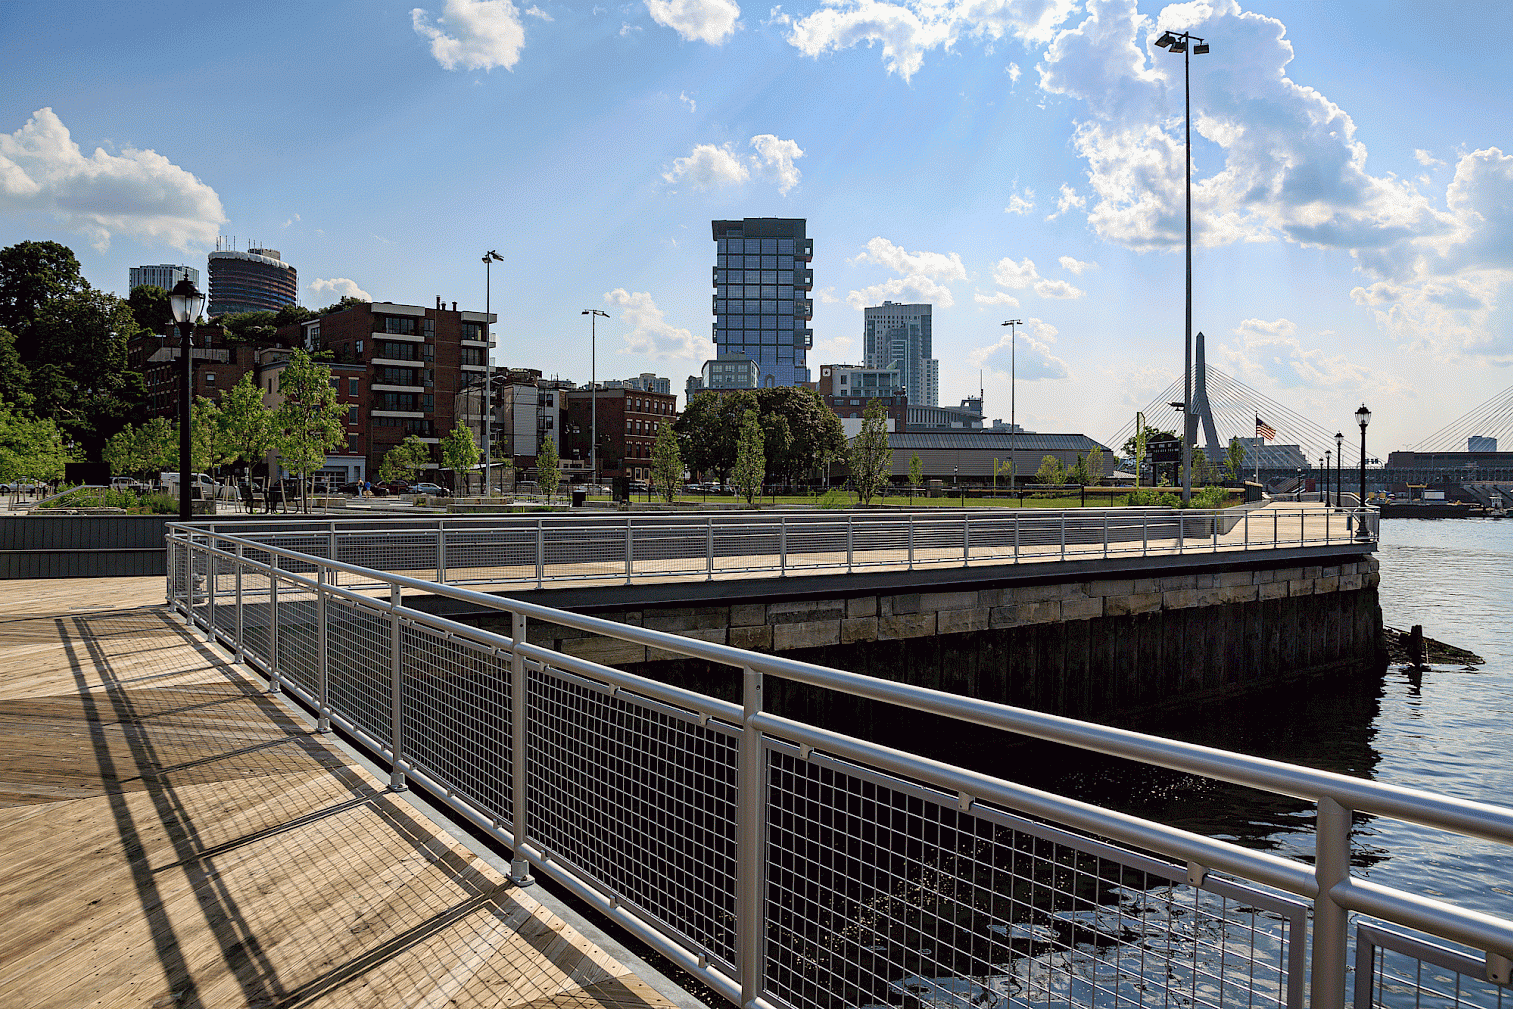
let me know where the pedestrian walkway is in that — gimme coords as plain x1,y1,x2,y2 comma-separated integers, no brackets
0,577,686,1009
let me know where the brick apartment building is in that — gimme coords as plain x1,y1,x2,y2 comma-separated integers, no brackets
128,324,258,418
562,386,678,483
277,298,494,477
257,349,369,483
814,363,908,436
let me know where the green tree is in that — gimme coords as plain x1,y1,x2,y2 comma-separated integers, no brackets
753,385,846,487
1084,446,1105,485
1035,455,1066,485
1069,453,1090,486
908,452,924,500
190,396,224,474
849,398,893,506
441,422,480,494
536,434,560,503
1225,436,1246,482
0,240,87,353
674,390,757,485
217,373,272,472
127,284,173,335
1134,422,1148,488
379,434,431,484
0,328,31,411
731,409,765,505
0,399,72,488
650,420,683,503
271,349,348,511
24,287,144,456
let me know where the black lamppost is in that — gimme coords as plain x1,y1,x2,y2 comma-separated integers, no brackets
581,309,609,487
169,278,205,521
1356,404,1371,536
482,250,503,496
1325,450,1331,505
1334,431,1344,508
1155,27,1210,505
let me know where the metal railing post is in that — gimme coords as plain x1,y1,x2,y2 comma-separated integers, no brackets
1274,509,1279,547
234,542,244,664
909,514,916,569
779,516,787,576
316,566,330,733
1013,513,1020,562
1245,509,1249,550
1060,513,1066,561
268,555,281,694
1103,513,1109,557
625,520,634,585
1212,510,1218,552
706,516,715,581
328,520,338,584
180,535,191,618
205,539,216,642
437,523,448,583
1311,796,1352,1009
510,609,534,884
846,515,854,572
388,583,406,791
962,513,970,567
736,665,768,1008
535,518,545,589
1178,510,1185,553
1143,513,1148,555
1325,509,1329,545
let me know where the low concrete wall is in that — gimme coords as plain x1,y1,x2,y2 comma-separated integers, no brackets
0,515,171,578
482,554,1383,725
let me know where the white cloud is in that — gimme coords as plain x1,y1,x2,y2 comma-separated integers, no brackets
1005,188,1035,214
413,0,527,71
968,317,1070,380
309,277,373,302
750,134,804,194
524,4,552,18
1006,61,1022,83
786,0,1078,81
1036,0,1513,358
620,22,643,33
662,142,749,189
974,290,1021,306
663,135,803,194
282,213,301,228
679,90,697,112
990,255,1085,299
1058,255,1096,274
815,285,841,303
645,0,741,44
1218,319,1406,394
605,289,703,360
847,236,967,309
0,108,224,251
1044,182,1085,220
1414,149,1444,168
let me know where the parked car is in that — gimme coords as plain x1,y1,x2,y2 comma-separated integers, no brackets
110,476,146,492
376,480,411,497
411,482,451,497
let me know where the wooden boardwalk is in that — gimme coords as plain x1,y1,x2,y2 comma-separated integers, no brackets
0,577,686,1009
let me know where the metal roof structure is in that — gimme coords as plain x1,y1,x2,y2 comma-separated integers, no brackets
888,431,1111,452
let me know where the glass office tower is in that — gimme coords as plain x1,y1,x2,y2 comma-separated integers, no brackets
711,218,814,388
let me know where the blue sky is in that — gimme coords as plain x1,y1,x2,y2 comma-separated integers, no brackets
3,0,1510,455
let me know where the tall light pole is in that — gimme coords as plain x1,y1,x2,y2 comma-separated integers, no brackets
582,309,609,487
169,278,205,522
1325,449,1331,504
1002,319,1021,488
1334,431,1344,508
1155,27,1210,505
482,250,503,496
1356,404,1371,535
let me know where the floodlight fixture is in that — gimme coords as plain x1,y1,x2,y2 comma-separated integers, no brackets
1155,31,1175,48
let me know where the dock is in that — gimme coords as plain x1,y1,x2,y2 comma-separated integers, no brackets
0,576,687,1009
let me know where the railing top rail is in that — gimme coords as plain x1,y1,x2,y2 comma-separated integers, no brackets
178,522,1476,844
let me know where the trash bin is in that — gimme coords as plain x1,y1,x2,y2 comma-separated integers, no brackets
571,488,586,508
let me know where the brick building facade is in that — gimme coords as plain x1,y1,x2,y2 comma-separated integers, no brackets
562,387,678,482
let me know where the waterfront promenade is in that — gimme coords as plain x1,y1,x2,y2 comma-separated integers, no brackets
0,576,684,1009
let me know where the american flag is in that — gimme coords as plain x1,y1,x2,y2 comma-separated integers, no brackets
1256,417,1276,441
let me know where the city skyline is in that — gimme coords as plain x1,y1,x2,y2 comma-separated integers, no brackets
2,1,1509,454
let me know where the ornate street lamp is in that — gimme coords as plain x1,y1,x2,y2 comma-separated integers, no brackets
169,278,205,521
1325,450,1331,504
582,309,609,487
1155,27,1210,504
1334,431,1344,508
1356,404,1371,537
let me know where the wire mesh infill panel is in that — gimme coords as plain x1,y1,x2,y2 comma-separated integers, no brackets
324,596,394,750
764,749,1299,1009
273,575,320,698
1356,923,1509,1009
397,620,513,822
524,665,741,965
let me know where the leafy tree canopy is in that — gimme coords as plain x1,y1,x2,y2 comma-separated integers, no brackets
127,284,174,335
0,240,87,345
849,398,893,505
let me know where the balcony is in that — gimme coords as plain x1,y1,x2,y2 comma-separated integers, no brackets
371,409,425,419
372,329,424,342
372,383,424,394
371,356,422,368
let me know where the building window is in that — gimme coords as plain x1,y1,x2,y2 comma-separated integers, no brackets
205,373,216,385
330,377,339,391
356,340,364,353
424,318,435,336
461,322,483,341
349,377,359,396
348,406,358,424
382,316,417,335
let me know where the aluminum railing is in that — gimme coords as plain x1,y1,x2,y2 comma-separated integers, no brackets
164,517,1498,1009
187,505,1378,592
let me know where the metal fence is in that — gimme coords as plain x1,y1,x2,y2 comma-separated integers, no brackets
179,505,1379,593
163,516,1505,1009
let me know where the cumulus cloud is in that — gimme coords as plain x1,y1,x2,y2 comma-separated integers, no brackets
663,135,803,194
1058,255,1097,274
847,236,967,309
620,22,643,33
646,0,741,44
786,0,1078,81
1006,61,1022,82
1044,182,1085,220
0,107,224,251
974,290,1021,306
413,0,526,71
990,256,1085,299
1005,188,1035,214
1218,318,1406,394
282,213,301,228
605,289,703,360
1414,149,1444,168
524,4,552,17
969,317,1070,380
310,278,373,302
1035,0,1513,358
679,90,697,112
